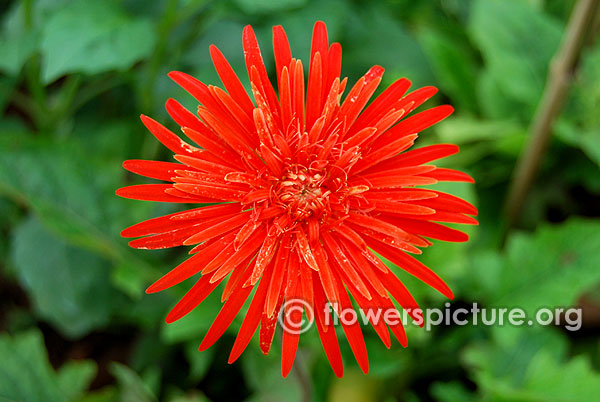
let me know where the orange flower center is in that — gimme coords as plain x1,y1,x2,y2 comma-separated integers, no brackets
276,164,331,221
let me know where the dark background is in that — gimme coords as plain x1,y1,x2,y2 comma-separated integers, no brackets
1,0,599,401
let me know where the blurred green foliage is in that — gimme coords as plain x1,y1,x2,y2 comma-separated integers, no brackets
1,0,599,401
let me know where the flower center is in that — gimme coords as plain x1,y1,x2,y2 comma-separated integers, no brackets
276,164,330,221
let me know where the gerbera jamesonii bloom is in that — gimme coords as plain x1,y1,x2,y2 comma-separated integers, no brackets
117,21,478,377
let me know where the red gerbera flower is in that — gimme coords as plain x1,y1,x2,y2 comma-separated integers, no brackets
117,21,477,377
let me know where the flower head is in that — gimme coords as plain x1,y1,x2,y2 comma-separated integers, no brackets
117,21,477,377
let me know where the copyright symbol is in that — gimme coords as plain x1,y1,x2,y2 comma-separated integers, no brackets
278,298,314,335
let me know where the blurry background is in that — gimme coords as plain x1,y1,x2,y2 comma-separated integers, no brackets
1,0,599,401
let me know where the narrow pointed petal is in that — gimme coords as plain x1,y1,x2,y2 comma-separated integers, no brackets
140,114,200,155
209,45,255,115
313,272,344,377
228,263,274,363
116,184,215,203
272,25,292,82
366,236,454,299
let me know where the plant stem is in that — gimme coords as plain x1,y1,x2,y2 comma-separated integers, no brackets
503,0,600,241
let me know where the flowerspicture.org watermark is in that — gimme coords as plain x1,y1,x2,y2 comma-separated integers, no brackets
278,299,583,335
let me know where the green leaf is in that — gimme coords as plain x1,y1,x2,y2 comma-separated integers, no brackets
556,42,600,166
40,0,155,83
469,0,563,118
110,362,157,402
0,135,158,298
342,4,434,87
0,3,40,75
56,360,98,401
430,381,476,402
184,342,214,381
0,330,97,402
233,0,308,15
491,218,600,315
241,347,305,402
521,352,600,401
10,216,116,337
463,326,600,401
418,27,479,113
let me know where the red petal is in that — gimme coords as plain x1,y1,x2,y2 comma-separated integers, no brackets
242,25,280,122
260,291,283,355
366,237,454,299
123,159,183,181
367,144,459,174
281,255,301,377
165,98,213,137
373,105,454,148
331,270,369,374
122,204,240,238
116,184,214,203
248,233,279,285
165,273,224,323
146,234,233,293
322,232,372,300
198,274,254,352
173,182,246,202
312,273,344,377
140,114,200,155
382,215,469,242
374,269,422,328
228,262,274,363
210,228,266,283
209,45,255,116
266,234,291,317
421,168,475,183
306,51,323,131
272,25,292,84
352,134,418,174
348,78,412,136
183,211,251,245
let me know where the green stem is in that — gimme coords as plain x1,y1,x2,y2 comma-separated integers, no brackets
50,74,83,132
70,75,124,113
502,0,600,242
23,0,33,29
138,0,179,112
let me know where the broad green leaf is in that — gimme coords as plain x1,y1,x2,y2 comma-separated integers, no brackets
469,0,563,118
342,4,434,87
435,117,527,168
430,381,476,402
184,341,215,381
436,118,525,148
241,346,304,402
418,27,479,113
556,43,600,166
0,330,97,402
463,326,568,386
492,218,600,315
40,0,156,83
56,360,98,401
0,3,40,75
110,362,157,402
0,136,159,298
11,216,116,337
521,352,600,401
463,326,599,401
